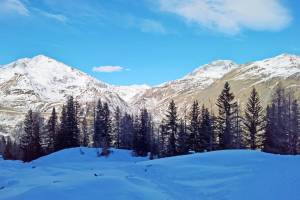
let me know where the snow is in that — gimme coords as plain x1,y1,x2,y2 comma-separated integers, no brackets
1,148,300,200
233,54,300,82
112,84,150,103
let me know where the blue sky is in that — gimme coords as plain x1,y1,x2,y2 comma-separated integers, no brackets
0,0,299,86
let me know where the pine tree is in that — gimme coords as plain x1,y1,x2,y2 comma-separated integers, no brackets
56,105,67,151
165,100,178,156
120,113,134,149
3,137,14,160
94,99,103,148
134,109,151,156
113,106,121,148
45,107,58,153
102,102,112,148
176,119,189,155
188,100,200,151
290,100,299,154
264,84,289,154
81,116,89,147
21,109,34,162
244,88,264,150
199,107,214,152
65,96,80,148
216,82,237,149
21,110,43,162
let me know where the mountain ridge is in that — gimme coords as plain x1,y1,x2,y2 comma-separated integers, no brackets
1,53,300,137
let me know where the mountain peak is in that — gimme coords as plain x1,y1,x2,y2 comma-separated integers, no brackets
185,60,238,80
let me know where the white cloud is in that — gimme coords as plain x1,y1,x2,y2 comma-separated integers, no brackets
36,9,68,23
157,0,291,35
139,19,166,34
0,0,29,16
92,66,125,73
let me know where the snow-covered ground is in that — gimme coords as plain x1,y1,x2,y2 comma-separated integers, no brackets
0,148,299,200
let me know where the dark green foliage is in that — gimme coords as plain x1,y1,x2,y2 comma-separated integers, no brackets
216,82,237,149
244,88,265,150
188,101,200,151
199,106,214,152
21,110,43,162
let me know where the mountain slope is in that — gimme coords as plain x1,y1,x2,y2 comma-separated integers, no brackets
0,55,128,137
1,148,300,200
132,54,300,120
1,54,300,137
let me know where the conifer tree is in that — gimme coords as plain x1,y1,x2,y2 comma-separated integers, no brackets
45,107,57,153
102,102,112,149
176,119,189,155
21,110,43,162
291,100,300,154
94,99,103,148
56,105,67,151
113,106,121,148
65,96,80,148
134,109,151,156
244,88,264,150
81,116,89,147
3,137,14,160
199,106,213,152
216,82,237,149
165,100,178,156
120,113,134,149
189,100,200,151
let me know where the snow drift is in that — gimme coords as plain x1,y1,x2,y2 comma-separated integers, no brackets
0,148,299,200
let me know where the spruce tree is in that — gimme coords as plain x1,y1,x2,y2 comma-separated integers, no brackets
21,110,43,162
56,105,67,151
46,107,57,153
290,100,299,154
120,113,134,149
176,119,189,155
94,99,103,148
216,82,237,149
65,96,80,148
113,106,121,148
165,100,178,156
199,107,213,152
134,109,151,156
102,102,112,149
3,137,14,160
189,100,200,151
81,116,89,147
244,88,264,150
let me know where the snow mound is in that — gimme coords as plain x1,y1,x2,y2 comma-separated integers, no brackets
1,148,300,200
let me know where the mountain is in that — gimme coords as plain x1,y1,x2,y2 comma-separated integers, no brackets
132,54,300,121
1,54,300,137
1,148,300,200
0,55,128,138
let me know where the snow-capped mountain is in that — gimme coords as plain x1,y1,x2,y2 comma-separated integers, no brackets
132,54,300,121
1,53,300,137
0,55,129,137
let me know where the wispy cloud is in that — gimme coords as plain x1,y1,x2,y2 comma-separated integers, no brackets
93,66,127,73
0,0,29,16
157,0,291,35
35,9,68,23
139,19,166,34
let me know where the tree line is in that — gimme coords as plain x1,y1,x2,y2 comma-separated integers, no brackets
1,82,299,162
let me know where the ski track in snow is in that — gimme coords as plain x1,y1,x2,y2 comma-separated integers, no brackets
0,148,300,200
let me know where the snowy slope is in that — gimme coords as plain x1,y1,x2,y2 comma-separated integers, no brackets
0,55,129,137
1,148,300,200
233,54,300,82
1,54,300,137
112,84,150,103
